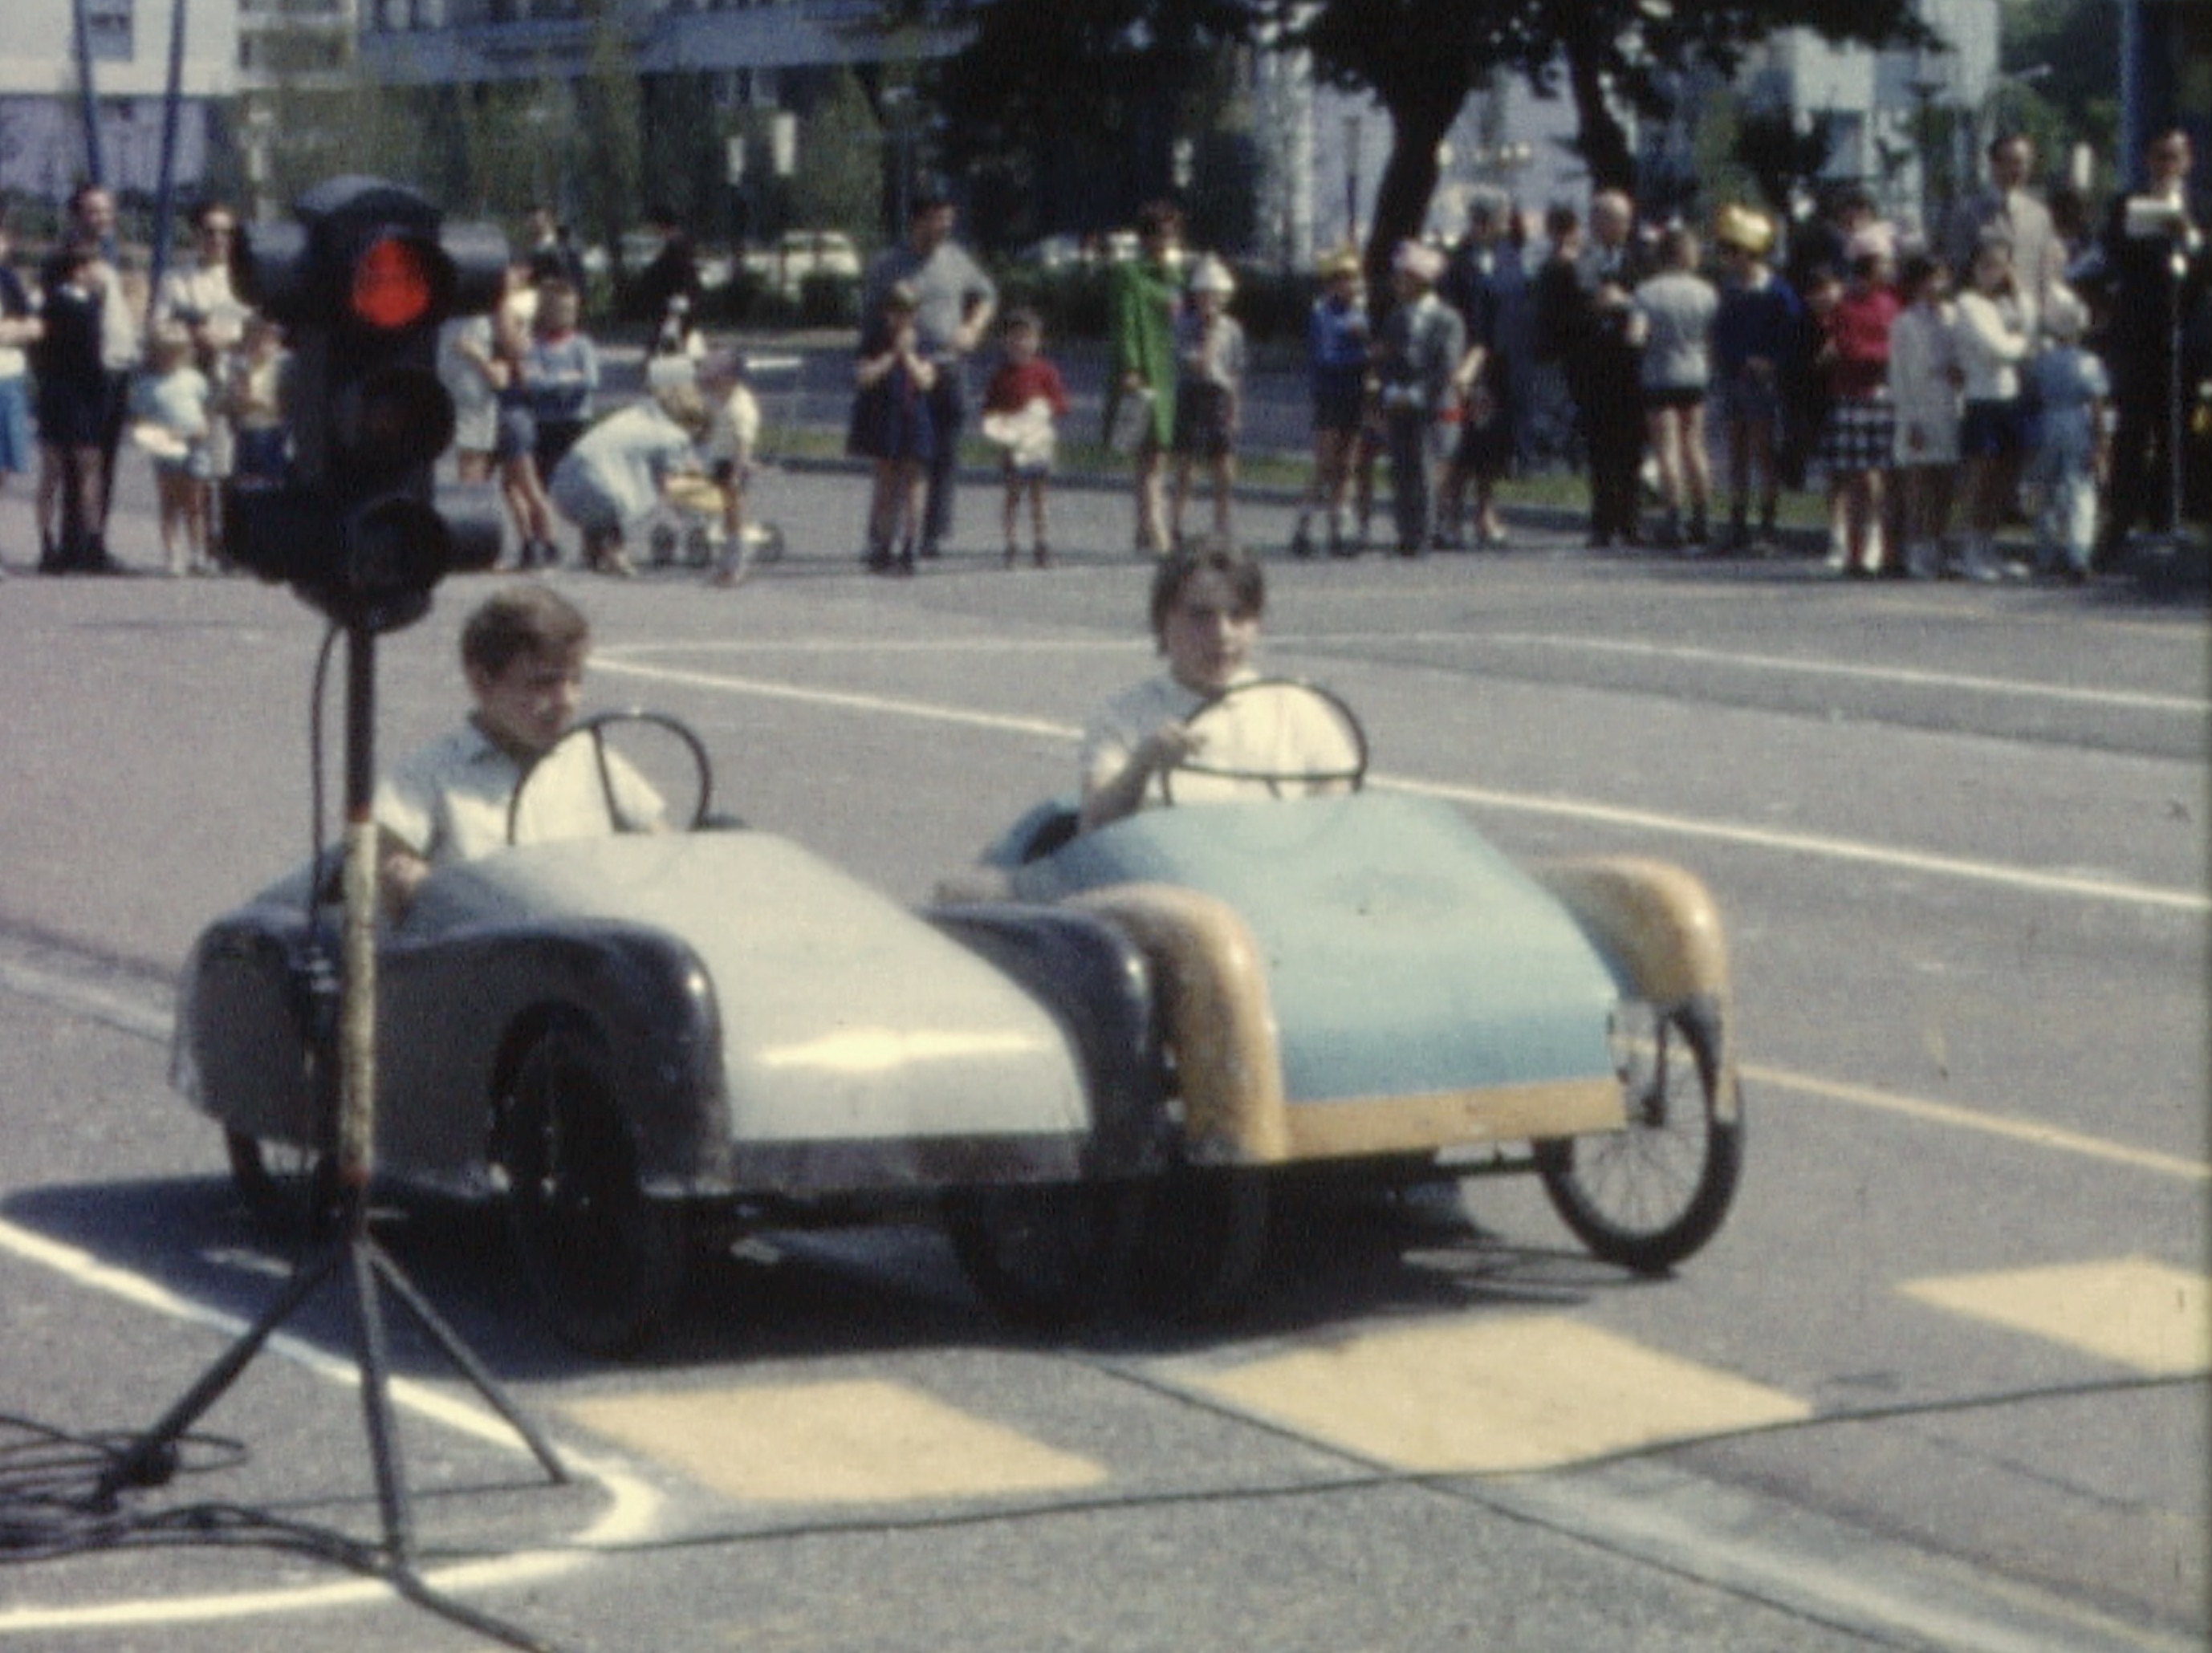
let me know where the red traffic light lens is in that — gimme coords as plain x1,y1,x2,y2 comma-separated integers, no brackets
352,236,437,330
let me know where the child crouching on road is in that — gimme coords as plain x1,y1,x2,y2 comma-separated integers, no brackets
982,308,1071,567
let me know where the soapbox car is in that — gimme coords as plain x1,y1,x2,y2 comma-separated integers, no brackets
173,688,1742,1354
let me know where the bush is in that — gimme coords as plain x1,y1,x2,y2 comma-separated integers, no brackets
1222,265,1312,347
797,272,859,330
991,263,1114,342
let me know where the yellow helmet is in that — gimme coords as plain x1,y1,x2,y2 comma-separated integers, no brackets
1715,203,1774,256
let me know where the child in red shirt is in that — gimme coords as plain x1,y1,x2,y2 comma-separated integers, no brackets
982,308,1071,567
1814,236,1901,574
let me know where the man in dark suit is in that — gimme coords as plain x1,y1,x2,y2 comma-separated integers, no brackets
2094,127,2208,567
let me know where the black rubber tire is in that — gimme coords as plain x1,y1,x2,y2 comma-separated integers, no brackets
1535,1006,1742,1273
943,1182,1139,1330
224,1128,340,1237
1125,1167,1271,1322
502,1027,688,1357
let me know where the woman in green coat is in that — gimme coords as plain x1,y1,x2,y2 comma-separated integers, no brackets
1109,200,1185,554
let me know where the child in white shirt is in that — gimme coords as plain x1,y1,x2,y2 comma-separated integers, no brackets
1886,253,1962,579
133,323,214,575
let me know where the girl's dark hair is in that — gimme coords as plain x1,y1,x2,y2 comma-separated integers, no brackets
1149,542,1263,644
1897,251,1945,294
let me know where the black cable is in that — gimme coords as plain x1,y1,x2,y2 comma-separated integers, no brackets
0,1409,574,1650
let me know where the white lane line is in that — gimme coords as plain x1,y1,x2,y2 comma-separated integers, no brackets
1744,1063,2210,1184
593,656,2210,915
612,634,2211,715
0,1225,665,1635
1320,631,2212,716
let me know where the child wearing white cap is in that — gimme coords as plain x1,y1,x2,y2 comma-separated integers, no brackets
1169,254,1246,548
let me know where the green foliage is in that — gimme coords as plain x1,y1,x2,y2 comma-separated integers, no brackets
791,68,883,250
576,13,644,278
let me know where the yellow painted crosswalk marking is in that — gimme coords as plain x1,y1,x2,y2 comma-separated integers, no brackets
563,1380,1108,1505
1181,1317,1809,1473
1900,1257,2211,1375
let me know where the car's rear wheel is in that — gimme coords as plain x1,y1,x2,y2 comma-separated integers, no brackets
1535,1005,1742,1273
1126,1168,1271,1322
224,1129,340,1237
502,1026,687,1356
943,1182,1139,1330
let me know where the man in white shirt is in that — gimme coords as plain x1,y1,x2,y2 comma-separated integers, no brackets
1946,132,2063,341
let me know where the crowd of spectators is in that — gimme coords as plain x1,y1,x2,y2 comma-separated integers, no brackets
1,132,2202,587
1275,124,2206,584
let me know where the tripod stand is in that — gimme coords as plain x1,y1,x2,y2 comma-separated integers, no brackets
97,623,567,1569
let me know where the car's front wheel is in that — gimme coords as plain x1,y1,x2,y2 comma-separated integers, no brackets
502,1026,688,1356
1126,1167,1271,1322
1534,1004,1742,1273
942,1182,1139,1330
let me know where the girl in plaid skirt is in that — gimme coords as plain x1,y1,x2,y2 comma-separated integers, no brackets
1815,236,1901,574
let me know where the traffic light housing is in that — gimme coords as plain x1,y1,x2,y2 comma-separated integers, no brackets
229,177,509,632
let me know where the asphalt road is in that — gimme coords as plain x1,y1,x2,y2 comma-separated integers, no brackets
0,457,2206,1653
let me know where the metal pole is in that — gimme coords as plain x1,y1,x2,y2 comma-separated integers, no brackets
71,0,106,191
146,0,190,313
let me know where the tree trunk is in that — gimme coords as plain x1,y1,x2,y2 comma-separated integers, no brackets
1563,34,1634,194
1361,91,1458,294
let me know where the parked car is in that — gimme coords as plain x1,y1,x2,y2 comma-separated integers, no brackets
173,691,1744,1355
744,229,861,299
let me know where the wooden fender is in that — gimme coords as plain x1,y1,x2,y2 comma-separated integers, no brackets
1067,882,1289,1166
1527,856,1738,1110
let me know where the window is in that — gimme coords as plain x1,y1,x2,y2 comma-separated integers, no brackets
84,0,134,61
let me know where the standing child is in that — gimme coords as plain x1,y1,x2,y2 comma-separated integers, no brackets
133,323,215,575
1951,234,2032,582
848,281,937,575
981,309,1071,567
1370,242,1466,556
1633,226,1721,549
1710,207,1798,550
2023,285,2110,583
1886,253,1962,579
226,315,290,486
697,351,762,588
1169,255,1246,549
1290,247,1369,558
1814,233,1901,575
527,278,599,484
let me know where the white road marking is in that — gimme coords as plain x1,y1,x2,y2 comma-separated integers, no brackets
0,1220,666,1635
1326,631,2211,716
594,652,2210,915
610,631,2211,714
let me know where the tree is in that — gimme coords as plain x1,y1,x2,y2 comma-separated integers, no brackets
1291,0,1935,279
576,2,644,275
929,0,1934,282
925,0,1248,244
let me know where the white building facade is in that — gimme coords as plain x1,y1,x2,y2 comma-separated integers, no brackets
1,0,242,206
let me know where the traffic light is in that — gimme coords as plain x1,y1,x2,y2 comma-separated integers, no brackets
229,177,509,632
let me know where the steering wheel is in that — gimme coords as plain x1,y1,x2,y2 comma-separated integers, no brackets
1159,677,1368,806
507,710,715,846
